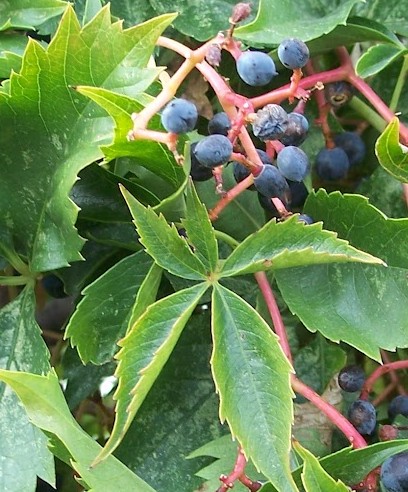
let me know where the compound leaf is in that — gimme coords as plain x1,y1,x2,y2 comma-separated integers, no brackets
235,0,359,45
211,284,296,492
65,251,153,365
0,287,54,492
95,282,209,463
0,5,175,271
376,117,408,183
0,369,157,492
122,187,208,280
220,215,383,278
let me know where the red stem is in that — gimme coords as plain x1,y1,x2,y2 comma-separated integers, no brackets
381,350,406,395
360,361,408,400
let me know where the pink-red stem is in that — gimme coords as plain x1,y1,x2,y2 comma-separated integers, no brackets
360,360,408,400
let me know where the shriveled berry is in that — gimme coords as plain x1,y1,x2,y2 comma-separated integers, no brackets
190,142,213,181
326,81,355,108
278,38,309,69
334,132,366,167
338,365,365,392
381,452,408,492
254,164,289,200
161,98,198,134
389,395,408,421
279,112,309,147
208,112,231,136
315,147,350,181
237,51,278,87
193,135,233,168
252,104,289,141
348,399,376,435
277,146,310,182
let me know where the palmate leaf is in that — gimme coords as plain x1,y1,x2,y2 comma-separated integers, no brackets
0,0,67,31
0,5,176,272
95,282,209,464
275,190,408,360
0,287,54,492
65,251,154,365
219,215,383,278
122,187,209,280
235,0,359,45
211,284,296,492
0,370,157,492
376,117,408,183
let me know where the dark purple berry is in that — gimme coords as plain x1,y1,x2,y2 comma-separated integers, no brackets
232,149,272,188
278,38,309,69
338,365,365,392
389,395,408,421
161,98,198,134
236,51,278,87
334,132,366,167
208,112,231,136
189,142,213,181
41,275,67,298
298,214,314,225
193,135,233,168
315,147,350,181
277,146,310,182
254,164,289,201
326,82,355,108
381,452,408,492
348,399,376,435
252,104,289,141
287,180,308,209
279,112,309,147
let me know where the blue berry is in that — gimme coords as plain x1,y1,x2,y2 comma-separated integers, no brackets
277,146,310,182
252,104,289,141
315,147,350,181
338,365,365,393
278,38,309,69
348,399,376,435
381,452,408,492
208,112,231,136
334,132,366,167
190,142,213,181
41,275,67,298
161,98,198,134
287,180,308,208
326,81,355,107
298,214,314,225
232,149,272,187
193,135,233,168
279,112,309,147
389,395,408,420
236,51,278,86
254,164,289,200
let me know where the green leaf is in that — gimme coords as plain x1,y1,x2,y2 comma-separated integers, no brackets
0,369,157,491
0,5,176,271
96,282,209,463
74,86,186,189
122,187,208,280
376,117,408,183
149,0,258,41
65,251,153,364
109,0,156,27
0,287,54,492
304,189,408,269
116,312,225,492
182,180,218,271
235,0,359,46
294,442,350,492
0,33,27,77
354,0,408,37
0,0,67,31
356,44,407,78
220,215,383,277
82,0,103,25
211,284,296,492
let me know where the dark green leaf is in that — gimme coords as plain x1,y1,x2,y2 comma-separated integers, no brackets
0,287,54,492
235,0,359,46
96,282,209,463
65,250,153,364
0,0,67,31
0,33,27,77
220,215,383,277
182,180,218,271
211,284,296,492
356,44,407,78
110,0,156,27
0,369,157,491
354,0,408,36
122,187,208,280
376,117,408,183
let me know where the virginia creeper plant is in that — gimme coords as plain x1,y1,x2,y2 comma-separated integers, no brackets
1,1,408,491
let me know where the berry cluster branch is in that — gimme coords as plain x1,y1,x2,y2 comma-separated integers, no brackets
360,360,408,401
216,447,262,492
